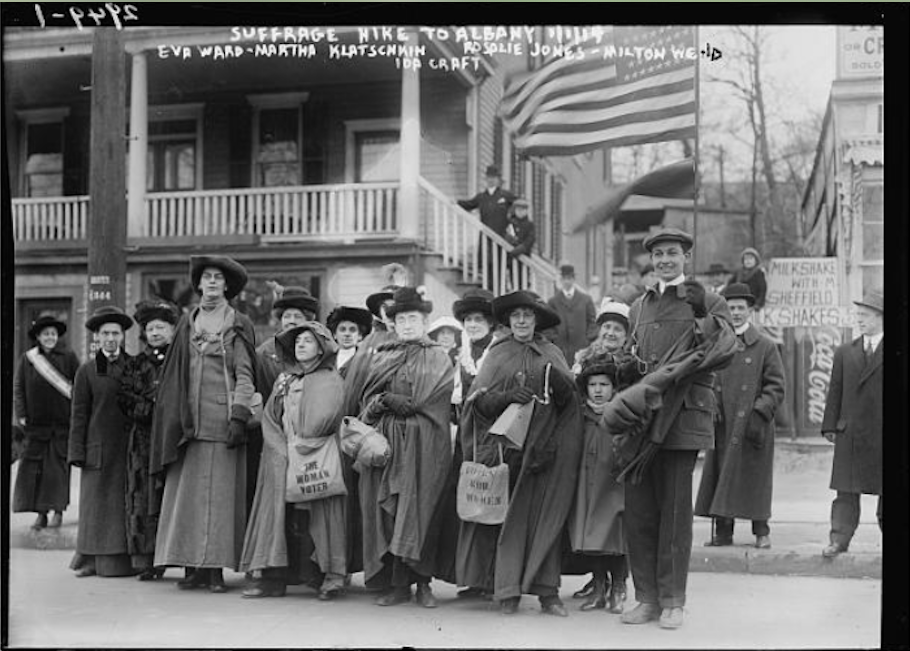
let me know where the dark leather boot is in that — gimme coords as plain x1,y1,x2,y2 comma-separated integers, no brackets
580,575,607,611
208,569,228,593
31,512,48,530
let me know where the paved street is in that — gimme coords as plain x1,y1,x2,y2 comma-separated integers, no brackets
6,549,880,649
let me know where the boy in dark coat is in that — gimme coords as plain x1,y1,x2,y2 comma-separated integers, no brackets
695,284,785,549
820,288,883,557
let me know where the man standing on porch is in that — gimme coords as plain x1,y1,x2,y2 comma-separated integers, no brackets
458,165,516,288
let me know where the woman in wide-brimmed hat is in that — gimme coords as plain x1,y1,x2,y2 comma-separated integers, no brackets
68,306,136,578
241,321,347,600
357,286,455,608
457,290,582,617
13,315,80,531
150,255,260,593
117,299,180,580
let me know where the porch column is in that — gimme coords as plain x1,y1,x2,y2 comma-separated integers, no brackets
398,28,420,241
127,51,148,238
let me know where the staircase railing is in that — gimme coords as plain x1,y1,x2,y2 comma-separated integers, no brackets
419,177,559,299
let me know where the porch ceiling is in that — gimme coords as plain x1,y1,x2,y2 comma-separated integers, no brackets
4,30,463,109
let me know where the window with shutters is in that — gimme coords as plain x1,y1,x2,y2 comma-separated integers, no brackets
550,177,564,263
493,117,504,173
532,163,547,258
510,147,525,197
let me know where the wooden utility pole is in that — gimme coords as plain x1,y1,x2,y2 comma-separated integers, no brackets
87,28,127,338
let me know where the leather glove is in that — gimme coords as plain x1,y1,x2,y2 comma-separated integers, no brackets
683,279,708,318
506,385,536,405
382,393,417,417
227,404,251,449
745,411,767,449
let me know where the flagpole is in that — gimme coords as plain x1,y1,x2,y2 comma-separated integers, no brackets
693,23,701,277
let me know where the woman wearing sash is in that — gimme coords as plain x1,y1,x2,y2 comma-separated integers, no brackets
13,316,80,530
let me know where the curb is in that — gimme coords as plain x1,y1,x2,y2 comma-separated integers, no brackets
690,546,881,579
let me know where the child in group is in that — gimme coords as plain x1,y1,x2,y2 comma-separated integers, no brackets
567,355,630,613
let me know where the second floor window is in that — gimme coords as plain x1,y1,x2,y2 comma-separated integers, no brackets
24,121,64,197
147,119,197,191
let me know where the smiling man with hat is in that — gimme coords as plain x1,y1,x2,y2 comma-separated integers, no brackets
820,287,884,558
695,283,785,551
619,226,735,629
13,315,80,531
68,305,136,578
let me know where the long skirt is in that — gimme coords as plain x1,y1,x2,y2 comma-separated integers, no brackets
69,551,134,577
13,427,70,513
125,424,161,570
154,440,247,570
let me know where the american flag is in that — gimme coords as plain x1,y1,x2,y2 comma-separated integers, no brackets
501,26,697,157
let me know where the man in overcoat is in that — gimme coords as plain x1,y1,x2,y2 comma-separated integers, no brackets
458,165,516,288
546,264,598,366
620,227,734,630
695,283,785,549
68,306,135,577
820,288,883,558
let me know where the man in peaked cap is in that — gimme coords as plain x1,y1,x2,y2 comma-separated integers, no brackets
820,288,883,558
695,283,785,550
620,226,735,629
68,306,136,577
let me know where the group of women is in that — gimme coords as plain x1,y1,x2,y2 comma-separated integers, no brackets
14,253,645,618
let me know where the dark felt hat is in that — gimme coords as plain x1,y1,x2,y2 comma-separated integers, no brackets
452,288,496,322
327,306,373,337
643,227,694,252
190,255,249,300
721,282,756,307
275,321,339,367
485,165,501,178
365,284,401,318
707,262,730,275
853,287,884,314
28,315,67,340
274,286,319,318
492,290,561,332
133,299,181,327
85,305,134,333
576,355,619,392
385,286,433,319
559,264,576,278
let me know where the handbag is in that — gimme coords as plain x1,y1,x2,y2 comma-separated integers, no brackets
338,415,391,471
286,433,348,503
457,434,509,526
488,363,551,450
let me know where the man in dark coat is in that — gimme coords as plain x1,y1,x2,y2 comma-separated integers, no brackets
820,288,883,558
13,316,80,529
68,306,136,577
620,228,734,630
695,284,785,549
458,165,516,289
505,198,536,291
546,264,598,366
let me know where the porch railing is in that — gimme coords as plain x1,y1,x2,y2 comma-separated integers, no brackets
419,177,559,299
146,183,399,240
11,196,89,241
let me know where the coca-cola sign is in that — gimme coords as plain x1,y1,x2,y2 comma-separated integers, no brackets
805,325,842,426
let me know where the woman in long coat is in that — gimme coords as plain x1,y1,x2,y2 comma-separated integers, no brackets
117,300,179,579
695,284,785,546
357,287,455,608
241,321,347,599
68,306,135,577
458,291,582,617
13,316,80,530
150,256,259,593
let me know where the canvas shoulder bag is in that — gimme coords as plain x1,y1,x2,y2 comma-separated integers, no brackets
456,428,510,525
286,433,348,503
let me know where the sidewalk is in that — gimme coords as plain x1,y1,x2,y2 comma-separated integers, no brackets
8,441,881,579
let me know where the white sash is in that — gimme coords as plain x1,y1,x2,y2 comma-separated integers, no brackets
25,347,73,400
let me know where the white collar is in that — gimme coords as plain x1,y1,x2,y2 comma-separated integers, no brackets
102,349,120,360
865,332,883,349
336,346,357,368
562,286,576,299
734,323,751,336
658,274,686,294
